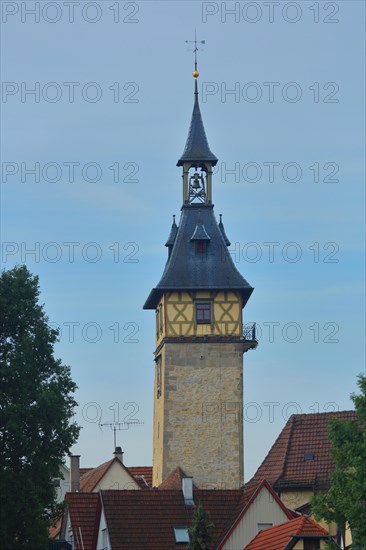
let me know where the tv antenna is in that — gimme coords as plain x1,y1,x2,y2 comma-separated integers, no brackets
99,419,144,449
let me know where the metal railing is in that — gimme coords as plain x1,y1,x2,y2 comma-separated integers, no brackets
243,322,257,341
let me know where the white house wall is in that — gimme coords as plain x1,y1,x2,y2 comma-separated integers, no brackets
222,486,291,550
92,461,140,491
96,507,111,550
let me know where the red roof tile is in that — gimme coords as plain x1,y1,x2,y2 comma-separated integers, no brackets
249,411,357,492
63,492,101,550
127,465,153,488
49,518,61,539
80,461,152,491
245,516,329,549
101,488,244,549
80,459,114,492
159,467,198,491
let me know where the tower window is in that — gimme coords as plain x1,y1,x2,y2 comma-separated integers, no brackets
195,302,212,324
156,357,162,398
196,240,206,253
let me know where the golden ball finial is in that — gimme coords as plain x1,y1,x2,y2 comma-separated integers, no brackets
192,69,199,79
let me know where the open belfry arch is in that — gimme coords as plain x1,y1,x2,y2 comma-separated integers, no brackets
144,43,257,489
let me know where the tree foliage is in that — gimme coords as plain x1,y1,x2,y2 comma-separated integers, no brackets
188,502,215,550
311,374,366,549
0,265,80,548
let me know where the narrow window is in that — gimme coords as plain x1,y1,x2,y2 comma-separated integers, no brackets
159,304,163,332
195,302,212,324
196,240,206,253
156,357,162,398
155,309,159,337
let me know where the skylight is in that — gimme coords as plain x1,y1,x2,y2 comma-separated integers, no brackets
173,527,190,543
304,451,315,461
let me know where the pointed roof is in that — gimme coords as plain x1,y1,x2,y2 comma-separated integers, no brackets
219,214,231,246
177,79,218,167
244,516,329,549
248,410,357,492
79,457,143,492
62,492,101,550
158,467,198,491
144,204,253,309
165,215,178,247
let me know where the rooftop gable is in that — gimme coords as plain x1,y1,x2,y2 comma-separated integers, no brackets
249,411,357,492
62,492,101,550
245,516,329,549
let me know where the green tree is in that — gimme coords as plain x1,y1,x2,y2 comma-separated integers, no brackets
312,374,366,549
188,502,215,550
0,265,80,548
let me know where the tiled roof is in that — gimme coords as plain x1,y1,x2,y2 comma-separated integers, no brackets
127,465,153,488
49,518,61,539
63,492,100,550
101,488,244,549
249,411,357,492
158,466,197,491
79,467,93,476
80,458,114,492
245,516,329,549
80,460,152,491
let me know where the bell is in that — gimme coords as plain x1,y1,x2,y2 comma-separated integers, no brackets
191,177,200,189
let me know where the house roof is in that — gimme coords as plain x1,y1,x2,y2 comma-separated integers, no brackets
101,488,244,549
79,458,151,491
128,466,153,488
248,411,357,492
217,480,294,549
62,492,101,550
80,458,115,492
158,466,197,491
244,516,329,549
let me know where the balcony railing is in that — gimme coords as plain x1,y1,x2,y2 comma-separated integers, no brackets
243,322,257,342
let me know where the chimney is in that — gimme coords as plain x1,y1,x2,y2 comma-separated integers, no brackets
182,477,194,505
70,455,80,492
113,446,124,463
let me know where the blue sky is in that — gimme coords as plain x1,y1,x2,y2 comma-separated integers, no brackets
1,0,365,481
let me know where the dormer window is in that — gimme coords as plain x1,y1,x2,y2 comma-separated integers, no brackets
196,240,206,254
195,302,212,324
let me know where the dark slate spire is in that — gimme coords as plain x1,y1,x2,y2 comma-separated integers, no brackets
177,78,218,167
219,214,231,246
165,215,178,247
144,205,253,309
190,221,211,241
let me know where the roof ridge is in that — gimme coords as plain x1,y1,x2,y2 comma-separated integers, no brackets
289,409,356,419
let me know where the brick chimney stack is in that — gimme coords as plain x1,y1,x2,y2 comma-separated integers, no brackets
70,455,80,492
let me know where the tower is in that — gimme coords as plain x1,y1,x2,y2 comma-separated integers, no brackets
144,63,257,489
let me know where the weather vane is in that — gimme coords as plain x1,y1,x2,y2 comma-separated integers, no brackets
185,30,205,73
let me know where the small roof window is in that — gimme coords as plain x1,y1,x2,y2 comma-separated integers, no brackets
304,451,315,461
173,527,190,544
